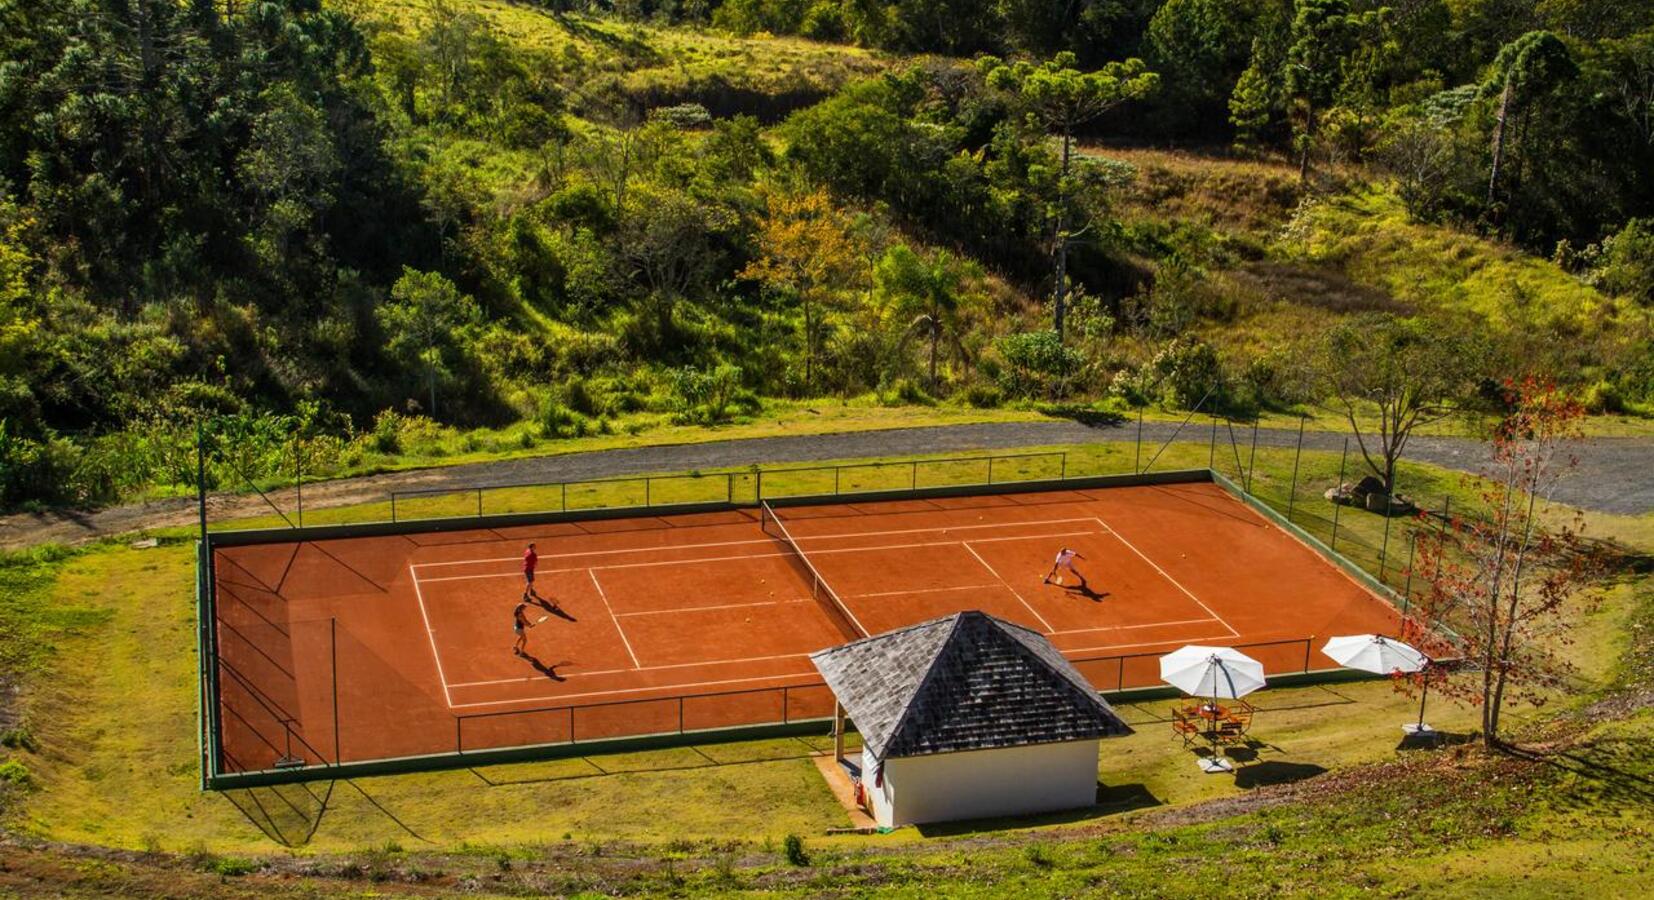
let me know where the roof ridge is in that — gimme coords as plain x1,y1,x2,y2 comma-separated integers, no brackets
877,612,970,759
809,611,963,661
988,618,1111,716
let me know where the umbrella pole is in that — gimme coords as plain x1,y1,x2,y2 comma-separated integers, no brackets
1416,671,1430,731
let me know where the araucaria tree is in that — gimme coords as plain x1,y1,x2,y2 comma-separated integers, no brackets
977,52,1158,340
1409,380,1598,749
1480,32,1578,214
1311,314,1478,497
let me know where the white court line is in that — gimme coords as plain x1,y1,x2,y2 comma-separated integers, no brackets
448,671,824,709
849,584,1001,599
615,598,815,617
412,531,1101,584
410,517,1100,569
1059,633,1239,656
409,566,455,708
1046,616,1223,637
961,540,1055,633
586,570,639,668
1090,516,1240,639
447,650,816,689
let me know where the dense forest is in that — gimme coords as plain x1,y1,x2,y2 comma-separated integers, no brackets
1,0,1651,507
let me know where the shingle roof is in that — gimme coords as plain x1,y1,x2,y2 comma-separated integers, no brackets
809,611,1132,761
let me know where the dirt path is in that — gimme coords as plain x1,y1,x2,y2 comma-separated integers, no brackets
3,420,1649,550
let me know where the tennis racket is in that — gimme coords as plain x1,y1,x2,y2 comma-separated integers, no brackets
534,615,550,624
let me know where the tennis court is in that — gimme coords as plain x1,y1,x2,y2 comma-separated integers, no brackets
203,475,1408,784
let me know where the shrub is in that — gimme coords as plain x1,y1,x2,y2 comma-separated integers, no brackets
1589,218,1654,305
881,377,933,406
0,758,32,788
995,331,1085,400
963,382,1003,408
1144,337,1224,410
537,397,585,439
782,833,809,866
670,365,754,425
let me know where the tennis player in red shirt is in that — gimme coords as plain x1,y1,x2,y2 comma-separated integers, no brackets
522,543,560,611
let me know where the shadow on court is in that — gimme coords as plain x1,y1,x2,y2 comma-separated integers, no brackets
519,651,567,681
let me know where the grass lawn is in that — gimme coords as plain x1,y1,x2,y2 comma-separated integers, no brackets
4,429,1649,861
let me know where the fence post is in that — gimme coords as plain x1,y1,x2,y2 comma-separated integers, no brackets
646,478,652,508
1245,420,1259,493
569,707,576,744
1118,656,1125,692
756,469,764,502
1209,415,1218,469
1286,415,1306,522
561,482,567,512
726,472,733,504
1331,438,1349,551
477,487,483,517
1378,484,1395,581
295,435,304,528
1060,452,1067,480
834,467,841,494
390,493,397,524
911,460,918,490
1135,407,1144,474
1302,640,1312,674
331,617,340,765
678,698,685,734
1401,532,1417,615
987,456,996,484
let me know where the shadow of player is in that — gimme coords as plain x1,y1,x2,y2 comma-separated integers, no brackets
530,595,577,622
520,651,567,681
1061,577,1109,602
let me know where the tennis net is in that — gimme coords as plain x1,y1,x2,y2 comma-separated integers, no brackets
759,501,869,640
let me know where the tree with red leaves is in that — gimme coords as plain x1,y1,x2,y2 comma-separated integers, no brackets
1406,378,1599,749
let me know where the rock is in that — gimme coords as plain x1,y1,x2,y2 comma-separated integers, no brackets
130,537,159,549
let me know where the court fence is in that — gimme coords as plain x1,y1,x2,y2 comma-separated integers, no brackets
196,413,1484,790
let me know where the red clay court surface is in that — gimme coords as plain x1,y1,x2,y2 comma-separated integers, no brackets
209,481,1405,775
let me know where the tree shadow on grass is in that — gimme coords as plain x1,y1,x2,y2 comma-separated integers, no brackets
1233,761,1327,789
1507,736,1654,811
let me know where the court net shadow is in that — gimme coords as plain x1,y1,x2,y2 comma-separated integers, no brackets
913,783,1159,837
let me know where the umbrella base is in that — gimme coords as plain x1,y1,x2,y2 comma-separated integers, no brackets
1401,723,1435,735
1198,757,1234,773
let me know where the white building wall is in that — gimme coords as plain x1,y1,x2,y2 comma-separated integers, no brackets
861,740,1100,828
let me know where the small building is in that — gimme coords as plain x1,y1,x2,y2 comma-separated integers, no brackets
810,610,1132,828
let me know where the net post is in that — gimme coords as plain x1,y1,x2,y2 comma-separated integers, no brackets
1286,415,1306,522
456,717,462,754
782,686,790,725
756,470,764,502
678,698,684,734
1331,438,1348,551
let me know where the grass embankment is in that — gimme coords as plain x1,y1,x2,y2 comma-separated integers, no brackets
3,436,1648,876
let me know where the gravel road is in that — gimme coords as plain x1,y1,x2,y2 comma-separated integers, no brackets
3,419,1647,550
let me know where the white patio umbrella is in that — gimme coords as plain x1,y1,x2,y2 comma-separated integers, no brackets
1159,645,1267,772
1322,634,1435,735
